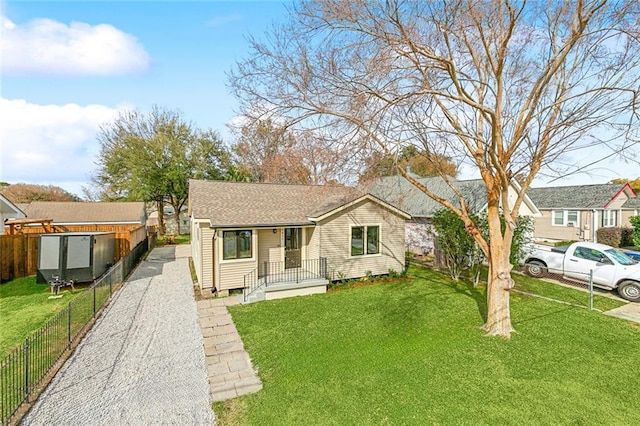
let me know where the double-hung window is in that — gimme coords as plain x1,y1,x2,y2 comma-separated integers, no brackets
552,210,578,227
223,230,252,260
601,210,617,228
351,225,380,256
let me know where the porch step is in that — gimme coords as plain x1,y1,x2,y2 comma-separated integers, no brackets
243,278,329,304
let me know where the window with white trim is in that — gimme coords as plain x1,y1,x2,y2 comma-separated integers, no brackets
351,225,380,256
601,210,617,228
552,210,579,227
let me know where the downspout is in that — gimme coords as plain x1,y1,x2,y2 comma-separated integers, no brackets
212,228,218,294
592,210,598,243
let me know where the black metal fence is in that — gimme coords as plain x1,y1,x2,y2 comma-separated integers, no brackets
0,237,150,425
244,257,329,302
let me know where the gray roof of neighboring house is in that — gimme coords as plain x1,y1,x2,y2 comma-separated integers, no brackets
23,201,147,224
362,175,488,218
189,180,365,227
527,183,638,209
623,194,640,209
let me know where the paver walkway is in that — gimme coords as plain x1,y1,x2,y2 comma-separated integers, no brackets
196,297,263,401
23,245,215,425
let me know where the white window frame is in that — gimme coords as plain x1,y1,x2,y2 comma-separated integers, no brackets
601,210,617,228
551,210,579,227
349,224,382,257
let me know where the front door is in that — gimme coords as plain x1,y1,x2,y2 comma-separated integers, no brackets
284,228,302,269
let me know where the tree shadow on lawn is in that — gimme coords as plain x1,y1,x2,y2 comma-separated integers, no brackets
378,270,488,329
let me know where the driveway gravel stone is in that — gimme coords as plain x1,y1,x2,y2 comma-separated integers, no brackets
23,246,214,426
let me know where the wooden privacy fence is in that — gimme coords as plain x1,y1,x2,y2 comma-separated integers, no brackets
0,225,148,282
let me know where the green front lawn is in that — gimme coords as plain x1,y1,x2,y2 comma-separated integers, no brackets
222,266,640,425
0,276,82,357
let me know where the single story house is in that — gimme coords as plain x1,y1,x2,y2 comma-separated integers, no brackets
527,183,639,243
189,179,410,302
1,194,25,232
364,174,540,254
17,201,147,233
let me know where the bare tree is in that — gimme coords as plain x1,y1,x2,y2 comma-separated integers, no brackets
229,0,640,337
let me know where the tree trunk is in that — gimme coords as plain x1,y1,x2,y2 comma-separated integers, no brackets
481,203,516,338
482,250,515,338
157,199,165,236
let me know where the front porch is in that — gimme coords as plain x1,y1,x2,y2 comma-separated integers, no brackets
243,257,330,303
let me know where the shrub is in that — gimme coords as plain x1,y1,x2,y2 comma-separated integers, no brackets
621,227,635,247
630,216,640,247
597,227,622,247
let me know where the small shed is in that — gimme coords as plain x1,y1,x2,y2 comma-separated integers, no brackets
37,232,115,284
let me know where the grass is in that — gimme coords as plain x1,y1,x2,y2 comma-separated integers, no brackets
0,276,84,357
221,265,640,425
156,234,191,245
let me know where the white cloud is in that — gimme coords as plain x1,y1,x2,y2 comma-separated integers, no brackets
1,15,150,75
0,98,125,195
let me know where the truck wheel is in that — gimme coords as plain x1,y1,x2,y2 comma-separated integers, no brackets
525,261,546,278
617,281,640,302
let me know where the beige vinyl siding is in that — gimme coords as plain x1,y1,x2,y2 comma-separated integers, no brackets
258,229,282,276
219,260,257,291
533,209,584,242
318,199,405,279
217,228,258,291
607,194,628,209
622,210,638,227
201,226,215,289
190,219,203,285
306,226,319,260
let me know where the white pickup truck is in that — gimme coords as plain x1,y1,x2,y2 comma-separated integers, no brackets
523,242,640,302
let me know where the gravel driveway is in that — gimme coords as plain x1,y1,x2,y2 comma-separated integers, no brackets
23,246,215,425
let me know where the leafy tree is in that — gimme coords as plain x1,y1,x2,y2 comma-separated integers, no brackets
610,178,640,192
230,0,640,337
94,106,231,234
431,210,533,286
630,216,640,248
0,183,79,203
430,209,476,281
360,146,457,182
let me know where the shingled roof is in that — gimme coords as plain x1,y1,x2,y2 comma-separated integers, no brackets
189,180,368,227
527,183,637,209
23,201,146,224
363,175,490,218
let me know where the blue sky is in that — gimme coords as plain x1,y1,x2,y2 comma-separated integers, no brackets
1,0,638,198
1,0,290,196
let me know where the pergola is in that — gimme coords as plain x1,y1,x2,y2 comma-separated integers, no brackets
4,218,54,235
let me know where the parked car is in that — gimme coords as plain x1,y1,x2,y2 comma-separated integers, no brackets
623,250,640,263
523,242,640,302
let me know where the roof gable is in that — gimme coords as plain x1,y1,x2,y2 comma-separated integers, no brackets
22,202,146,224
308,194,411,222
1,194,26,218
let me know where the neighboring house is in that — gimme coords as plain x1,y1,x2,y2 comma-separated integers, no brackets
147,205,190,235
18,201,147,232
189,180,410,302
1,194,26,232
527,183,640,243
364,174,540,254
